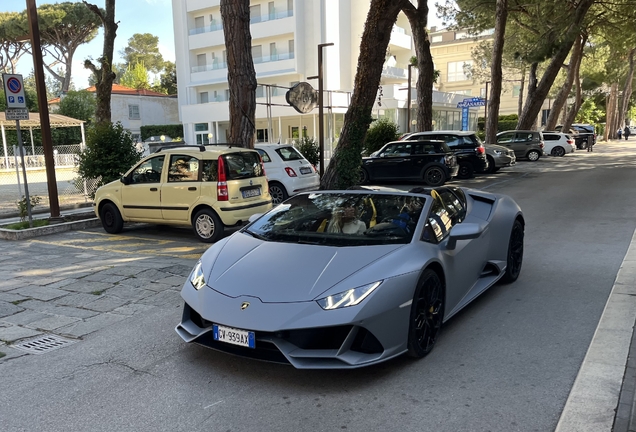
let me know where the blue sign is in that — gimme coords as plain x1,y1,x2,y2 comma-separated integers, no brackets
461,107,469,131
457,97,486,108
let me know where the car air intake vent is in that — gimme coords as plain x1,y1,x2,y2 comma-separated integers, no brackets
350,327,384,354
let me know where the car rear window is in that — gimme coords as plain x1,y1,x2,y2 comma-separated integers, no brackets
543,134,558,140
275,146,304,161
222,151,265,180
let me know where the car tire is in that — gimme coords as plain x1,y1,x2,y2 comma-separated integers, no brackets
100,202,124,234
407,269,444,359
269,182,288,205
551,146,566,157
500,219,524,284
192,208,223,243
457,162,474,179
485,156,498,174
526,150,541,161
359,168,369,184
423,166,445,187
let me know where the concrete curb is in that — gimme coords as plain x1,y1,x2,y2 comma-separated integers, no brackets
555,228,636,432
0,217,101,240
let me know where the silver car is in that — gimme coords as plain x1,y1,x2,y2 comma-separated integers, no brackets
176,187,524,369
482,144,516,173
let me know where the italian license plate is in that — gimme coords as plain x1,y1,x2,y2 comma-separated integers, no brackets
241,187,261,199
300,166,312,175
213,324,255,348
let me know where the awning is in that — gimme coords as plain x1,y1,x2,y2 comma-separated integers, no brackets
0,112,84,129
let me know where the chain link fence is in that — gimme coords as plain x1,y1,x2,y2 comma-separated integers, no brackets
0,144,99,218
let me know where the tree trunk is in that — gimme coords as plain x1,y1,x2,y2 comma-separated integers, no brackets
485,0,507,144
545,35,583,131
221,0,257,148
320,0,409,189
517,0,595,130
517,69,525,118
83,0,117,124
403,1,433,132
619,48,636,131
605,83,619,141
563,35,587,131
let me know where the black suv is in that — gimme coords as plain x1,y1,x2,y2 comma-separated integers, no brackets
400,131,488,178
555,124,596,149
360,140,458,186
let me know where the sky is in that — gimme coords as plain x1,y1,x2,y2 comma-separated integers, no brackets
2,0,176,89
1,0,446,90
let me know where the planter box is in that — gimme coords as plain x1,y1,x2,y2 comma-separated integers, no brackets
0,217,101,241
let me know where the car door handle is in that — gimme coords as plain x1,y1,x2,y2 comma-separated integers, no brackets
150,187,158,191
188,187,197,191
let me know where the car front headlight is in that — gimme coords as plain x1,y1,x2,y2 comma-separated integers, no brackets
316,281,382,310
190,260,206,290
494,150,503,155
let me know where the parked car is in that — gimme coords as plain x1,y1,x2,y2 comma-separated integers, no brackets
483,144,516,173
94,144,272,243
400,130,488,179
255,144,320,205
495,130,545,161
542,132,575,156
555,124,596,149
175,187,524,368
360,140,458,186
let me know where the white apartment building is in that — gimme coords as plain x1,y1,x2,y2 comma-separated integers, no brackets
171,0,480,146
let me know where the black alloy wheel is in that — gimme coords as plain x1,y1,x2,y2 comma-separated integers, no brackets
359,168,369,184
457,162,474,179
551,146,566,157
423,166,445,186
407,269,444,358
485,156,497,174
500,219,524,283
269,182,288,205
100,202,124,234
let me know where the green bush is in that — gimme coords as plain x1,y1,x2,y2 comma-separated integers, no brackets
77,122,142,197
477,114,519,132
16,195,42,222
140,124,184,141
295,136,319,167
363,118,400,156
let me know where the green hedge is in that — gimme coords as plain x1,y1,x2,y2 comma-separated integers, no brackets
477,114,518,132
140,124,184,141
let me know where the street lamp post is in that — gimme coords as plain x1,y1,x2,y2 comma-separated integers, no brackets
308,42,334,177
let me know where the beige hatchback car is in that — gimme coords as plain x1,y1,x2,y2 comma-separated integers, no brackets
93,145,272,242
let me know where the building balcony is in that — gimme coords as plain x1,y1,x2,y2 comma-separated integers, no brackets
187,9,293,39
381,63,409,84
186,0,220,12
191,53,296,83
389,25,412,51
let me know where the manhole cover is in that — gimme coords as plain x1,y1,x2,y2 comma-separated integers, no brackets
12,334,78,355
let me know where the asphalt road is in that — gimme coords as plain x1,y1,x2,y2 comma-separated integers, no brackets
1,141,635,432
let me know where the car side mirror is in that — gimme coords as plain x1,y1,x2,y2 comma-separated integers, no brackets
120,176,130,185
248,213,262,223
447,222,486,250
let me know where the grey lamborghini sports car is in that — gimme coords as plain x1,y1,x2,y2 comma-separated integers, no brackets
175,186,524,369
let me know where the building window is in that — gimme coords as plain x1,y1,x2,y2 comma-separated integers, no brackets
199,92,209,104
288,0,293,14
447,61,473,82
512,85,521,97
250,4,261,23
128,104,140,120
256,85,264,98
455,31,467,39
131,133,141,143
256,129,269,142
290,126,299,139
225,89,230,101
288,40,295,58
197,53,206,67
195,123,211,145
431,35,442,43
252,45,263,63
480,88,486,98
270,42,278,61
194,16,204,30
268,2,275,19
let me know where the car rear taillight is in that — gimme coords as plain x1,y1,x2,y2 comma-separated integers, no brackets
540,141,544,149
567,139,575,145
217,156,228,201
285,167,297,177
476,145,485,155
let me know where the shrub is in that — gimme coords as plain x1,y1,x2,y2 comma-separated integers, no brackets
295,136,319,167
140,124,184,142
77,122,142,197
363,117,400,156
16,195,42,222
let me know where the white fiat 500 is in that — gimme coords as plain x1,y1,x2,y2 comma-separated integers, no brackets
255,144,320,204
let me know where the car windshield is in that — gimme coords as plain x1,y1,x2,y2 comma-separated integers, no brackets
243,192,426,246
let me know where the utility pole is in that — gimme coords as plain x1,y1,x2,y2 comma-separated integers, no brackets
308,43,334,177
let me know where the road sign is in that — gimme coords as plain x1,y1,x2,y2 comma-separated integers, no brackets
457,97,486,108
2,73,27,109
6,108,29,120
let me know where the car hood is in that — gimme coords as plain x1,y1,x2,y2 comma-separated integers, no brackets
205,232,403,303
484,143,511,153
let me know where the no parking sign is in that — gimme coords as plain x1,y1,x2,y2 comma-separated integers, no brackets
3,73,27,109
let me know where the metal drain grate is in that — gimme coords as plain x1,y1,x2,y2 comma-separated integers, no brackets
12,334,78,355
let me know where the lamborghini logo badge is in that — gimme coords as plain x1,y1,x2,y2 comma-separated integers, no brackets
241,302,250,310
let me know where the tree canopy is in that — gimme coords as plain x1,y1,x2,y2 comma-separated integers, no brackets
120,33,165,73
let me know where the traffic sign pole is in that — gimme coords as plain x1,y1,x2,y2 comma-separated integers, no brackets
15,120,33,226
